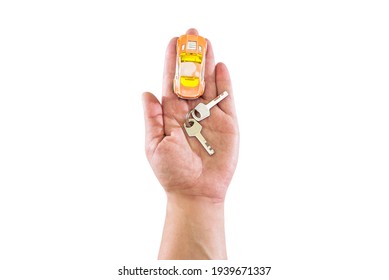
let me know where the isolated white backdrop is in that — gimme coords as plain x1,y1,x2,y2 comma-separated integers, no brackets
1,0,388,279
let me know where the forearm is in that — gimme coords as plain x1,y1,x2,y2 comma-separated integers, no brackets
158,193,227,260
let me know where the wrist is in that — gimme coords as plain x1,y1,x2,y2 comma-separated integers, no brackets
167,192,225,206
158,193,227,259
162,182,228,204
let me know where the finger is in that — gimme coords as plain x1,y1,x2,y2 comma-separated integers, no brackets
215,63,237,118
186,28,198,35
203,38,217,100
162,37,178,98
142,92,164,159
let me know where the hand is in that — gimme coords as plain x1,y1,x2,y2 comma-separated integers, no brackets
142,28,239,203
142,28,239,259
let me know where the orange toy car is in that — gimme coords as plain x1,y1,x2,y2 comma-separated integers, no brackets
173,34,207,99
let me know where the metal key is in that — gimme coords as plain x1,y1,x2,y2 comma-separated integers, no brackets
191,91,229,122
184,118,215,155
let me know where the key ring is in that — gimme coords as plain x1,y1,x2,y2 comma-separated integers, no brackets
185,109,194,128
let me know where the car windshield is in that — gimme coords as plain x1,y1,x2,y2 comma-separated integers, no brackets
180,54,202,64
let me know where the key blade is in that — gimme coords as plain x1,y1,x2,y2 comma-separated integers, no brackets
195,132,215,155
206,90,229,110
201,141,215,155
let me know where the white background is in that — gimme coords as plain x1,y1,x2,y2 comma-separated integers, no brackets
1,0,388,279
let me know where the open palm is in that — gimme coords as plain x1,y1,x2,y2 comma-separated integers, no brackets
142,29,239,202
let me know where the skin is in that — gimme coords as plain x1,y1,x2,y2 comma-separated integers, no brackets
142,28,239,259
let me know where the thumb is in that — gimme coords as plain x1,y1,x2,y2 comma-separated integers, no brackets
142,92,164,159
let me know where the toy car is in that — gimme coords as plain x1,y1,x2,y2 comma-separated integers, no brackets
173,34,207,99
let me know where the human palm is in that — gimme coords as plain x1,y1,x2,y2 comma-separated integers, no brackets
142,29,239,202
